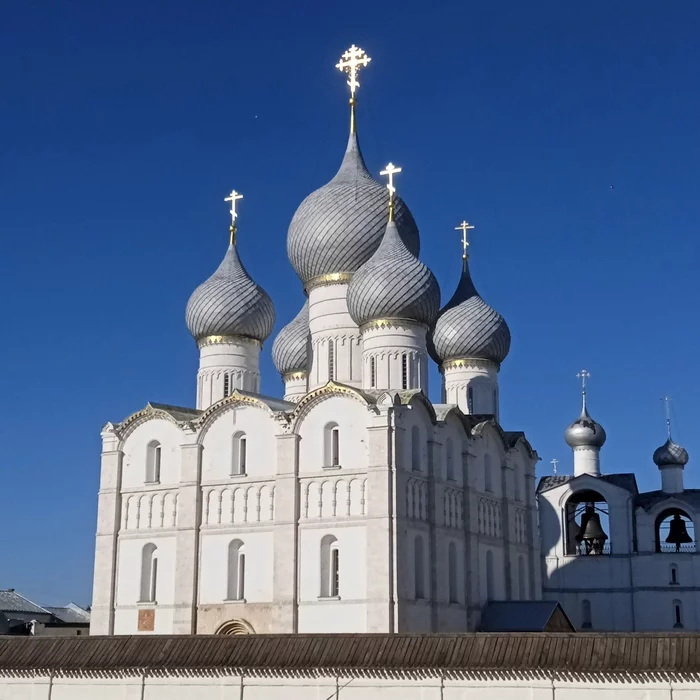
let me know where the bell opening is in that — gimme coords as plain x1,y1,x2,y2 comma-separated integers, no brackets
565,490,610,556
655,508,695,553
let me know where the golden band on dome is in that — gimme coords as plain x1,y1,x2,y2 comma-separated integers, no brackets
360,317,428,332
197,335,262,349
283,371,307,382
304,271,354,291
441,357,499,371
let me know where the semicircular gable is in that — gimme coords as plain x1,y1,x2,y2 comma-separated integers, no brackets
291,381,375,432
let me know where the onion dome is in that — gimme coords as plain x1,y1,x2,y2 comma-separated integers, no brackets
287,133,420,286
565,400,607,449
271,300,309,376
429,257,511,365
186,243,275,343
347,220,440,327
653,439,689,467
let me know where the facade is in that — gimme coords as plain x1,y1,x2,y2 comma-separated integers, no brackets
538,385,698,632
90,46,541,637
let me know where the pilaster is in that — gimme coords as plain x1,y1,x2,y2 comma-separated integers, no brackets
173,441,202,634
427,439,440,631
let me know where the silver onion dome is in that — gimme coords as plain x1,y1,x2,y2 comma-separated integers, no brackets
271,300,309,376
186,243,275,343
429,257,511,365
565,399,607,449
653,439,689,467
347,220,440,327
287,132,420,286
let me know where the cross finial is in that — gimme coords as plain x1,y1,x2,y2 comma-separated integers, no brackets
577,369,591,412
551,458,559,475
336,45,372,134
224,190,243,245
455,221,475,259
380,163,402,222
661,396,673,440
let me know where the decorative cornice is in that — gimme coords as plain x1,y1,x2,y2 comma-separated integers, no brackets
197,335,262,349
304,271,353,293
360,317,428,333
442,357,499,372
283,371,307,382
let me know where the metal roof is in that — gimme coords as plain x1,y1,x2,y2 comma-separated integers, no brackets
1,634,700,674
42,605,90,625
479,601,574,632
0,591,49,616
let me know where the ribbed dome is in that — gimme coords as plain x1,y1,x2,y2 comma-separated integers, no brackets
653,439,689,467
565,402,607,449
429,257,510,365
287,132,420,285
186,243,275,342
347,220,440,327
271,300,309,376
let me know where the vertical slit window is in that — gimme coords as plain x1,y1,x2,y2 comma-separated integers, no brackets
227,540,245,600
140,543,158,604
370,356,376,388
671,565,679,584
146,441,161,483
232,433,247,476
331,428,340,467
224,373,230,398
320,535,339,598
674,600,683,628
328,341,335,381
581,599,592,629
467,386,474,413
330,546,340,597
402,354,408,390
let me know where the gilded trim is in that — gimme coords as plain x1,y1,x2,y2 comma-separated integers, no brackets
304,271,353,292
441,357,499,372
360,317,428,332
197,335,262,350
283,371,307,382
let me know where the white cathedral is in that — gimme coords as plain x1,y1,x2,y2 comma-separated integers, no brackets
90,46,696,637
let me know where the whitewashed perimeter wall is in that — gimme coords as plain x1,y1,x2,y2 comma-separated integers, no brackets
2,673,700,700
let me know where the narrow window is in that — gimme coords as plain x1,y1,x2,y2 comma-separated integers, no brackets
328,340,335,381
448,541,458,603
445,438,455,481
414,536,425,599
485,550,494,601
581,599,592,629
224,373,230,398
330,546,340,597
493,386,499,419
331,428,340,467
674,600,683,628
670,565,679,585
484,454,493,492
227,540,245,600
231,432,247,476
370,356,376,388
324,423,340,468
401,353,408,390
146,441,161,483
140,543,158,603
320,535,339,597
467,386,474,414
411,426,420,472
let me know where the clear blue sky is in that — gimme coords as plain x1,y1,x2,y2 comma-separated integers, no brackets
1,1,698,605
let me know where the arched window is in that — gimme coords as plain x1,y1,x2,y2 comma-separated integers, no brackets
226,540,245,600
414,535,425,599
320,535,339,598
673,600,683,629
140,543,158,603
670,564,679,585
484,454,493,492
655,508,695,553
411,426,420,472
324,423,340,468
517,556,526,600
401,353,408,390
445,438,455,481
564,490,610,556
224,373,230,398
485,549,494,600
231,432,247,476
370,356,376,388
467,386,474,414
581,599,592,629
328,340,335,381
448,541,458,603
146,441,161,483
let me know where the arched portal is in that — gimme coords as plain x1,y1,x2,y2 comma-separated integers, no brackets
215,618,255,635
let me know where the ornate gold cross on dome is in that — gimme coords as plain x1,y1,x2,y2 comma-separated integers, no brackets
455,221,475,259
336,44,371,133
380,163,402,221
225,189,243,244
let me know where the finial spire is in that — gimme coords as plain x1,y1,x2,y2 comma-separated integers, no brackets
577,369,591,412
455,221,475,259
661,396,673,440
551,458,559,475
380,162,402,222
336,44,371,135
224,189,243,245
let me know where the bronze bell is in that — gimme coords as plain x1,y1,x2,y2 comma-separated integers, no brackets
666,514,692,552
578,505,608,555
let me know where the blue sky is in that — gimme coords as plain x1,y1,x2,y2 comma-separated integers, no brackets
1,1,698,605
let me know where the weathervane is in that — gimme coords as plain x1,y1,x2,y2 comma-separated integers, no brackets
224,189,243,245
336,44,372,134
661,396,673,440
380,163,402,221
455,221,475,259
551,458,559,475
577,369,591,411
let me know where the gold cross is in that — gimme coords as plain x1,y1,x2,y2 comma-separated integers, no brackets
380,163,402,221
336,44,372,96
225,190,243,244
455,221,475,258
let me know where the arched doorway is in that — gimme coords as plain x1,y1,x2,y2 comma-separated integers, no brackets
215,618,255,635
